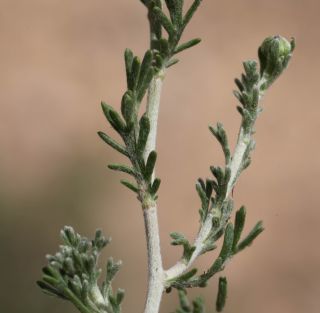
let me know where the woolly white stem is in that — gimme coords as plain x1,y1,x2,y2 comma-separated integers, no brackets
142,72,165,313
143,70,165,161
143,205,164,313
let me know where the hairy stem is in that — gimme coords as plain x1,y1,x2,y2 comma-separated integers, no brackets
165,120,255,280
143,71,165,162
143,204,164,313
142,74,165,313
142,3,166,310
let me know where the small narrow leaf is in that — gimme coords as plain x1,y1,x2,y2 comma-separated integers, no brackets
37,281,67,299
97,132,129,157
196,182,208,209
120,180,139,193
178,289,191,311
116,288,125,304
200,256,223,282
108,164,138,177
209,123,231,164
166,58,179,68
109,110,127,134
164,0,183,26
121,91,135,126
144,150,157,181
101,101,126,134
174,38,201,54
176,268,198,282
124,49,134,89
193,297,205,313
236,221,264,252
137,115,150,156
216,277,228,312
137,50,153,91
129,56,141,91
183,0,202,30
158,38,169,55
218,223,234,261
150,178,161,195
153,7,175,37
139,50,153,79
232,206,246,252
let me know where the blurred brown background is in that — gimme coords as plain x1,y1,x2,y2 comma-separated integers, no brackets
0,0,319,312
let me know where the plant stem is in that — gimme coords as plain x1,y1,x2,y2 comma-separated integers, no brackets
143,70,165,163
165,120,256,281
142,73,165,313
143,204,164,313
142,5,166,311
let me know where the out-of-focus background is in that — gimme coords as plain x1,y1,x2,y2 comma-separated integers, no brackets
1,0,319,312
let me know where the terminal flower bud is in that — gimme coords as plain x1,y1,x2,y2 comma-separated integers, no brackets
258,35,295,88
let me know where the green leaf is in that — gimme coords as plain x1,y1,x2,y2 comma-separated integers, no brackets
120,180,139,193
196,181,209,209
153,6,175,38
137,114,150,156
164,0,183,26
108,164,138,177
37,280,67,299
183,0,202,30
97,131,129,157
157,38,169,56
124,49,134,89
109,110,127,134
216,277,228,312
218,223,234,261
232,206,246,252
177,289,191,311
137,50,153,92
193,297,205,313
170,232,195,262
166,58,179,68
199,257,223,283
121,91,135,127
174,38,201,54
144,150,157,181
170,232,187,245
116,288,125,305
101,102,126,134
128,56,141,91
236,221,264,253
176,268,198,282
150,178,161,195
209,123,231,164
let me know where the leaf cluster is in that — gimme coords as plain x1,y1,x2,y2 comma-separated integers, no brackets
141,0,202,67
37,227,123,313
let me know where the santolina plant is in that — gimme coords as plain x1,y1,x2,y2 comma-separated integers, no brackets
37,1,295,313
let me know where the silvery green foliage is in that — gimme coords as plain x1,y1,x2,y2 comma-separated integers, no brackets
166,35,294,292
97,0,204,208
38,0,295,312
37,227,123,313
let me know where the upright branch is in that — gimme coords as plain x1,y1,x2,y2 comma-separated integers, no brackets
164,36,295,293
98,1,205,313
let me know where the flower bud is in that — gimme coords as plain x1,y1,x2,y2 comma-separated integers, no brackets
258,35,295,88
